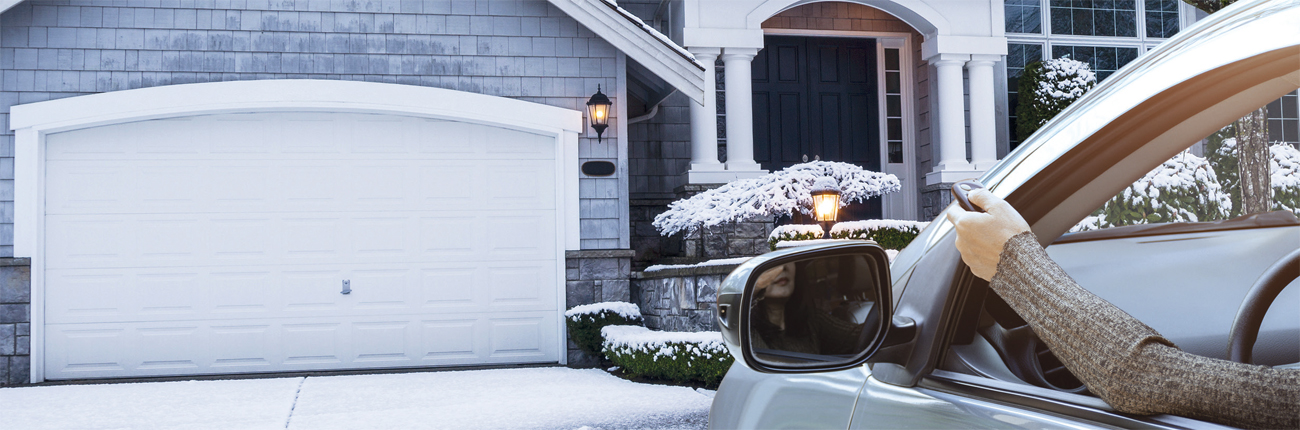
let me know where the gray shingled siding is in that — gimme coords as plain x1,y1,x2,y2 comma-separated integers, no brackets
0,0,626,255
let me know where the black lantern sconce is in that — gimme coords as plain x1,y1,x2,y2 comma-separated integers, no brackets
586,85,612,142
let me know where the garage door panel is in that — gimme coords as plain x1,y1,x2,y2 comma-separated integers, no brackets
43,111,562,380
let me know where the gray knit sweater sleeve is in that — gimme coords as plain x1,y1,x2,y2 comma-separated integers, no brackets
989,231,1300,429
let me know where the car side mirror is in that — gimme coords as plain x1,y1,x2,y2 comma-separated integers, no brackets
717,242,906,373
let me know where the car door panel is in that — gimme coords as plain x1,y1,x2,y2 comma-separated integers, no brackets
708,363,865,430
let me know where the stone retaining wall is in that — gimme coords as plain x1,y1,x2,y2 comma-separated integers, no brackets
0,258,30,386
630,262,741,333
565,249,633,367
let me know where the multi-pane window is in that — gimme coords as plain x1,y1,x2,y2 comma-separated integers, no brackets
1144,0,1182,38
1049,0,1137,37
1005,0,1043,34
1004,0,1183,149
1268,90,1299,147
1007,43,1045,145
884,49,904,164
1050,45,1139,80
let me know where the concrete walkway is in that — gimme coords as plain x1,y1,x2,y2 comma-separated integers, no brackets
0,367,713,430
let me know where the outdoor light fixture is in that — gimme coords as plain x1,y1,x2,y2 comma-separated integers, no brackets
810,177,841,239
587,85,612,142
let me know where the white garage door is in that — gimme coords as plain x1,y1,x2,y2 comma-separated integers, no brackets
42,112,562,380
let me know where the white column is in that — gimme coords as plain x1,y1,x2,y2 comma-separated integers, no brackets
932,54,970,172
688,47,723,172
721,48,763,172
967,55,999,170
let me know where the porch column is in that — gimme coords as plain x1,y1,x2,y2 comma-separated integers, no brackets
688,47,723,172
932,54,970,172
967,55,999,170
721,47,763,172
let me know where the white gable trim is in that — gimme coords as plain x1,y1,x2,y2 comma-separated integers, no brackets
11,79,584,382
548,0,707,104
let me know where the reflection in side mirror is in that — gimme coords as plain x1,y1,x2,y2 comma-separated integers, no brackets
742,245,892,373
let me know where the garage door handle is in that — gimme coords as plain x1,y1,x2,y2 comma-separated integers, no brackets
342,280,351,295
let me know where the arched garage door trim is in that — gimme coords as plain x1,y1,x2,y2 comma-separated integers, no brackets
11,79,583,383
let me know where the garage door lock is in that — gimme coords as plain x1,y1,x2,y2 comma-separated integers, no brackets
342,280,351,295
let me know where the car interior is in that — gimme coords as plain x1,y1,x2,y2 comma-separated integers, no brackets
935,127,1300,398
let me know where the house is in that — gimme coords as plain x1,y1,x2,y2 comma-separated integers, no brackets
0,0,1295,385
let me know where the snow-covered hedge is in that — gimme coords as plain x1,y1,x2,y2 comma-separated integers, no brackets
1072,151,1232,232
1270,143,1300,214
654,161,900,237
829,220,929,250
566,302,644,358
601,325,733,388
767,224,824,251
1016,56,1097,141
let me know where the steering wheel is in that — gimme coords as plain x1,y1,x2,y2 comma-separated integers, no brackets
1227,248,1300,364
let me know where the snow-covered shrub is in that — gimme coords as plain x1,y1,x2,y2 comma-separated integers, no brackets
1271,143,1300,214
565,302,644,358
653,161,900,237
1072,151,1232,232
767,224,824,251
1016,56,1097,141
829,220,930,250
601,325,733,388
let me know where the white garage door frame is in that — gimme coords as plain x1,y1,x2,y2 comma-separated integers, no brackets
10,79,584,383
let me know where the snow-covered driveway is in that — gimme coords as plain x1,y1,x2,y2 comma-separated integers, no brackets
0,367,713,430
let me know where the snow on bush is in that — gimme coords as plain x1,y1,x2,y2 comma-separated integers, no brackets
566,302,644,358
1072,151,1232,232
767,224,824,250
643,257,752,273
1016,56,1097,140
829,220,930,250
1271,143,1300,214
601,325,733,388
653,161,900,237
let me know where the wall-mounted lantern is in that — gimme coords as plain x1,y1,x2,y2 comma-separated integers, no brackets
810,177,841,239
586,85,612,142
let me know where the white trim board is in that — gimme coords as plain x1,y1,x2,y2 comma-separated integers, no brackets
11,79,584,382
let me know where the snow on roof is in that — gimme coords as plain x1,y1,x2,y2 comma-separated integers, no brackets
565,301,643,320
643,257,752,273
600,0,702,68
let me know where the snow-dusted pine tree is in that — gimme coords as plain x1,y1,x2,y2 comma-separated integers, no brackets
653,161,900,237
1072,151,1233,232
1270,143,1300,215
1016,56,1097,141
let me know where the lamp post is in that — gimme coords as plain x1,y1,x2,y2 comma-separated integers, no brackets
810,177,841,239
587,85,612,142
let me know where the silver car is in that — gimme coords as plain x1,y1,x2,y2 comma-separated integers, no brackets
708,1,1300,428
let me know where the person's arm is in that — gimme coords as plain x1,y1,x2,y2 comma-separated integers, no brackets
994,231,1299,429
948,190,1299,429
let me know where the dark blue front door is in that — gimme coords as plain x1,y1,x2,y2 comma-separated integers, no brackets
753,35,882,221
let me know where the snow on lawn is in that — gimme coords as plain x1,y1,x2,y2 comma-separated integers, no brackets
0,377,303,430
286,367,712,430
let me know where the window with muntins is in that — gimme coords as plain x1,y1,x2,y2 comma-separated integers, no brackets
1268,90,1300,148
1049,0,1137,37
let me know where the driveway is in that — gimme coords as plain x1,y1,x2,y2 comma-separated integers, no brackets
0,367,713,430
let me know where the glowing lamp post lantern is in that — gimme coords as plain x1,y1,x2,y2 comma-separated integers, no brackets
586,85,612,142
810,177,841,239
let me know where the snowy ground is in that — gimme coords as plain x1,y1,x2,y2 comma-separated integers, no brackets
0,367,713,430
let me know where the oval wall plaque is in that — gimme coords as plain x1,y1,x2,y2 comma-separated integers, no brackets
582,161,616,176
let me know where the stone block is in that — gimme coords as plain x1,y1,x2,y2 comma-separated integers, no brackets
0,357,7,386
8,355,27,385
565,268,579,281
16,335,27,355
695,275,718,304
642,314,661,330
735,221,767,239
565,280,594,309
0,304,27,324
676,277,696,310
0,265,28,304
0,324,12,355
15,323,28,336
602,279,629,302
727,238,753,256
578,258,618,281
